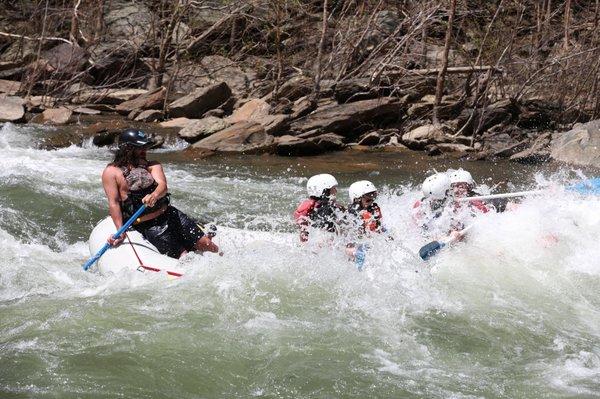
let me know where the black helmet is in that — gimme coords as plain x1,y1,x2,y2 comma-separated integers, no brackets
119,128,154,148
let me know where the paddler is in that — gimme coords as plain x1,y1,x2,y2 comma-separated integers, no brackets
293,173,346,242
345,180,388,269
102,128,222,258
412,172,452,234
448,169,491,215
347,180,386,236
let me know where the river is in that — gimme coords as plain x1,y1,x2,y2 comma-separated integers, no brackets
1,122,599,398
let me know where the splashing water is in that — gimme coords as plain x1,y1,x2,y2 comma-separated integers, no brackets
0,123,599,398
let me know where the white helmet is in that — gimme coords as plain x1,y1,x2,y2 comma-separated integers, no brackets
307,174,338,198
349,180,377,202
449,169,474,186
421,173,451,200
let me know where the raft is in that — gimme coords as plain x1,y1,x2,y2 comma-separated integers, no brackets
88,216,182,277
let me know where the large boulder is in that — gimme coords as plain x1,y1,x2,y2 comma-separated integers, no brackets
227,98,270,124
258,114,290,136
39,43,88,77
88,41,149,86
511,133,551,164
134,110,163,122
73,88,148,105
290,98,404,139
276,133,346,156
0,79,21,95
0,95,25,122
160,117,194,129
104,1,153,47
407,94,463,120
115,87,166,114
551,120,600,167
168,82,232,118
401,124,450,150
457,99,518,136
267,76,314,102
168,56,256,97
30,107,73,125
191,121,275,153
178,116,231,143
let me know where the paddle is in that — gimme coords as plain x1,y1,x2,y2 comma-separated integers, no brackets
83,205,147,271
456,190,543,202
458,177,600,202
419,225,474,261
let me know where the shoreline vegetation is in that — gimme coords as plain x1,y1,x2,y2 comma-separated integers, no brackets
1,0,599,167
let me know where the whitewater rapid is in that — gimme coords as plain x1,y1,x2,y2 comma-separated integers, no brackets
0,122,599,398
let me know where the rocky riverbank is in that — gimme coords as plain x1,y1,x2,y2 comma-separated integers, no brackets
1,1,599,167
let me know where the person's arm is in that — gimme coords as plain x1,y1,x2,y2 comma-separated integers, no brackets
102,167,125,245
144,162,168,207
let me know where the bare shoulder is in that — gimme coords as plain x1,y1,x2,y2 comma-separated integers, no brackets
102,165,123,180
147,161,164,174
147,160,163,169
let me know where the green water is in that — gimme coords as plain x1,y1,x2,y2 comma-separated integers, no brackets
1,123,599,398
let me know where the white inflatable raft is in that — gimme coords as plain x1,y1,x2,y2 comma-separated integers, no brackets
88,216,182,277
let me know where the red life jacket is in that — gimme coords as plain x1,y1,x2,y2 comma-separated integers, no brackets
293,199,317,242
351,202,383,233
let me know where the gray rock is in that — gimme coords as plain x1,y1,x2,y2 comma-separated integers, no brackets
259,114,290,136
401,124,450,150
168,82,232,119
457,99,518,136
192,121,275,153
0,95,25,122
275,133,345,156
334,79,375,104
105,1,153,47
88,41,150,86
134,110,163,122
30,107,73,125
290,98,404,139
0,79,21,95
160,117,194,129
550,120,600,167
493,138,530,158
204,109,225,118
226,98,270,124
167,56,256,97
41,43,88,76
435,143,475,154
72,107,102,115
178,116,230,143
511,133,551,164
267,75,313,102
116,87,166,115
358,132,382,146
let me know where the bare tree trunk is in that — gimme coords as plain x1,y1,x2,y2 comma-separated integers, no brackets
433,0,456,124
94,0,105,42
69,0,81,44
564,0,571,49
312,0,328,103
155,0,182,88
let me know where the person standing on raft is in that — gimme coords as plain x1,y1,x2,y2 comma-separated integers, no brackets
102,128,221,258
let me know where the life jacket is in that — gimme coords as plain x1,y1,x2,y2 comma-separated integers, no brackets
293,197,344,241
120,164,170,220
452,198,489,214
349,202,383,233
413,197,447,231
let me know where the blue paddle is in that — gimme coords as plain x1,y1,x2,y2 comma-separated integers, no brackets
419,225,474,261
82,205,147,271
567,177,600,195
